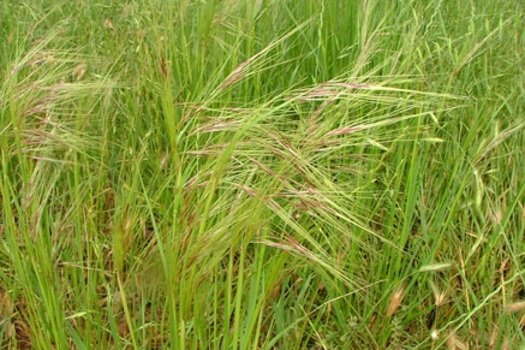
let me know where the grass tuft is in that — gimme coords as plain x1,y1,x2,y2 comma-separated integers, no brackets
0,0,523,348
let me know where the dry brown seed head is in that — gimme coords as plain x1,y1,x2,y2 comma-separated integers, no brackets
104,19,114,30
386,286,405,317
505,301,525,313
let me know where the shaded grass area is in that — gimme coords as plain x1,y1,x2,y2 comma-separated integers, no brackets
0,0,523,348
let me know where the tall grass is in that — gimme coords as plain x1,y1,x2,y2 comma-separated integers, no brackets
0,0,523,348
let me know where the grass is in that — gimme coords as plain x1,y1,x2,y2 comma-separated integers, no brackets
0,0,523,348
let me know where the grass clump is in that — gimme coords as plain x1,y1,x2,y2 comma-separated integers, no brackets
0,0,523,349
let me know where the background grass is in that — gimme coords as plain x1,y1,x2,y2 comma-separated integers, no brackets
0,0,524,348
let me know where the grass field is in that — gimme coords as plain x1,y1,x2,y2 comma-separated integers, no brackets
0,0,524,348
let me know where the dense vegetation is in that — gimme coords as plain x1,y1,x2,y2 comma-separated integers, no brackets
0,0,523,348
